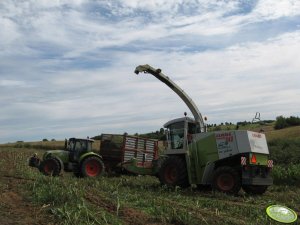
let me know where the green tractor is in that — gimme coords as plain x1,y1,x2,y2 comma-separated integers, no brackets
135,65,273,194
29,138,105,177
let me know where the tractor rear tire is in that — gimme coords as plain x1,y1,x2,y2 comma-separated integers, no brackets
212,166,241,194
242,185,268,195
39,158,62,176
81,157,105,178
158,156,189,188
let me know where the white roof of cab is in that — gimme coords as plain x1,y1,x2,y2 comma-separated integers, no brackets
164,117,195,128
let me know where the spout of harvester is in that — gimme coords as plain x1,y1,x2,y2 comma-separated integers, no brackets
134,64,151,75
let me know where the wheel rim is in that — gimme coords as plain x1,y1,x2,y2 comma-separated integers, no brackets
85,159,101,177
164,165,177,184
217,173,234,191
44,161,55,175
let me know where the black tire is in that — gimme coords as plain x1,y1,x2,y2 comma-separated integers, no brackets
212,166,241,194
153,157,166,177
158,156,189,188
39,158,62,176
242,185,268,195
80,157,105,178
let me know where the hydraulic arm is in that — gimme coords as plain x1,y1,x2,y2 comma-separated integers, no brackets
135,64,206,132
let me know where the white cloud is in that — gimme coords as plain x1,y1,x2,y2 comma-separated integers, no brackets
0,0,299,143
0,80,27,87
252,0,300,20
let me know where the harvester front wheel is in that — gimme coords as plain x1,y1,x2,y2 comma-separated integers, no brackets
212,166,241,194
158,156,189,188
81,157,105,178
39,158,62,176
242,185,268,195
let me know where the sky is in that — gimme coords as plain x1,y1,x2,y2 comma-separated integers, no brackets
0,0,300,143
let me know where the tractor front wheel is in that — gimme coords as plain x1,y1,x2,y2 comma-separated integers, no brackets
81,157,105,178
39,158,62,176
212,166,241,194
158,156,189,188
242,185,268,195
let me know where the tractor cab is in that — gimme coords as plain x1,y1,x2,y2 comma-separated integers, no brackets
164,117,200,153
68,138,94,162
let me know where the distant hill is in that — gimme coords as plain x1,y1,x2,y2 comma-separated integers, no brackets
265,125,300,141
208,122,300,141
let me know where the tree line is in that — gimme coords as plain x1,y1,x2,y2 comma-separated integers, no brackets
274,116,300,130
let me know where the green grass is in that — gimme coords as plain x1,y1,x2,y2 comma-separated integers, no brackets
0,146,299,225
272,164,300,186
269,138,300,164
1,125,300,224
266,126,300,141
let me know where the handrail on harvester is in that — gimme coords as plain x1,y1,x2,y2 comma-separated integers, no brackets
134,64,206,132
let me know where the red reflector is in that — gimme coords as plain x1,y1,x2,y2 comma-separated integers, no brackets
251,154,257,164
241,156,247,165
267,160,273,168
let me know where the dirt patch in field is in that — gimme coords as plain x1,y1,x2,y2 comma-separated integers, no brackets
0,175,56,225
85,193,170,225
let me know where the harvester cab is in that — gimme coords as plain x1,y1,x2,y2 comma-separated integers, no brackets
135,64,273,195
164,117,200,153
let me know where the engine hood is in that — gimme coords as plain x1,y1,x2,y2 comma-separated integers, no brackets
43,150,69,163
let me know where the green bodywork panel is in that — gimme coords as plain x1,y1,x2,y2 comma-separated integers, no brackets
186,133,219,184
79,152,101,163
249,153,268,165
43,150,69,163
42,150,101,165
121,158,157,175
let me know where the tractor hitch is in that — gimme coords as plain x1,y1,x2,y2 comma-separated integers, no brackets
28,154,41,168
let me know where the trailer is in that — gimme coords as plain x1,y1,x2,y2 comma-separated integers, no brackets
100,134,159,175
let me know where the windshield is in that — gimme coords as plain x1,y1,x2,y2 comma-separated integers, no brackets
68,140,75,151
75,140,86,151
68,139,92,152
167,122,184,149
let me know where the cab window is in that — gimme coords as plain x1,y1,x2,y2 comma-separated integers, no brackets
167,122,184,149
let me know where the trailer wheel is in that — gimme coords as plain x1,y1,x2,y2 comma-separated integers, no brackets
81,157,105,178
212,166,241,194
158,156,189,188
39,158,62,176
242,185,268,195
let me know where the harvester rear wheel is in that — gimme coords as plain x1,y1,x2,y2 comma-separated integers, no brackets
212,166,241,194
158,156,189,188
39,158,61,176
81,157,105,178
242,185,268,195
